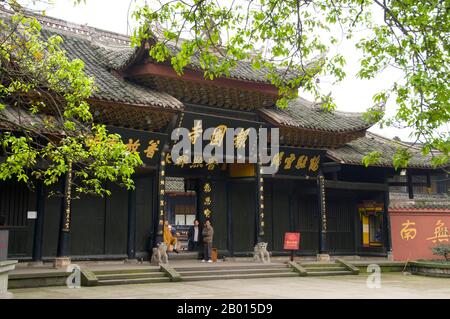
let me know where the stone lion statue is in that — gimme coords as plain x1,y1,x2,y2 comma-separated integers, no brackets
253,242,271,263
151,242,168,265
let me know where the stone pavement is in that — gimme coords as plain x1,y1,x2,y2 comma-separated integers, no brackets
9,273,450,299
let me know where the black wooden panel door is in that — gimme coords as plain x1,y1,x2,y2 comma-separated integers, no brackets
294,194,319,254
71,194,106,256
135,174,154,254
327,194,357,254
42,182,63,257
104,183,128,255
270,180,290,251
210,179,227,250
229,180,255,253
0,180,34,258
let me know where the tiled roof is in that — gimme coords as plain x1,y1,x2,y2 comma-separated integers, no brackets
155,41,306,84
0,104,46,130
259,97,372,133
40,29,183,110
0,8,183,110
389,193,450,211
327,132,439,169
14,8,306,86
0,103,78,134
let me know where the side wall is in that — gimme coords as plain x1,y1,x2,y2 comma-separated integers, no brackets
390,210,450,261
4,173,155,260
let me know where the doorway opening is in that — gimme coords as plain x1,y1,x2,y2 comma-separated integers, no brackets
165,177,197,252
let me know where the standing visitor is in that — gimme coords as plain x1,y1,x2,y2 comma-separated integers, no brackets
188,219,201,252
202,219,214,263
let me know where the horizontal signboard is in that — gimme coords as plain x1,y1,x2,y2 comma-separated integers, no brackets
106,126,168,166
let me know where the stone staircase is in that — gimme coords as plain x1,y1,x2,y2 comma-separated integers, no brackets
173,263,298,281
79,260,359,286
87,267,171,286
167,251,200,260
298,260,359,277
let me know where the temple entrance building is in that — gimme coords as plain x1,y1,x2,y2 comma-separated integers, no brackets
0,9,447,263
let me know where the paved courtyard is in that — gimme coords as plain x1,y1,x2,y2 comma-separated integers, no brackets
9,273,450,299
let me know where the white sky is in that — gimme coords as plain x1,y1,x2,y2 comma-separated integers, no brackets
29,0,414,141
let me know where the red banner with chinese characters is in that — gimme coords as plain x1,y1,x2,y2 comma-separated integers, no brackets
390,211,450,261
284,232,300,250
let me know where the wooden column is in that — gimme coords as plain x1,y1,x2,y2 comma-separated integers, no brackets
32,180,45,262
155,152,166,244
57,162,72,258
407,171,414,199
426,174,432,193
226,177,233,256
199,179,212,225
317,172,327,255
383,186,392,253
195,179,203,223
155,113,177,245
127,183,136,259
255,163,264,244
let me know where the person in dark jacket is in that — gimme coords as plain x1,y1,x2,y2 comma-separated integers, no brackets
202,219,214,262
188,219,201,252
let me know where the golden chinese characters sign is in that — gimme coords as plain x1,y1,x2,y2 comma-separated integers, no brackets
107,126,168,166
390,211,450,261
263,146,324,177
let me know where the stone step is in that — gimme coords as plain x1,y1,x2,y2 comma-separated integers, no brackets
174,264,288,272
96,272,166,280
9,271,70,280
178,268,292,276
97,276,171,286
300,262,340,267
181,271,298,282
93,268,160,275
302,266,348,272
167,252,200,260
306,270,354,276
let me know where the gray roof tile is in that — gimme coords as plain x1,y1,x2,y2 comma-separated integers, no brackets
389,193,450,210
41,28,183,109
158,42,302,84
259,97,371,132
327,132,439,169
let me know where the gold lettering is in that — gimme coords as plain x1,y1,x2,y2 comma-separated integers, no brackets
165,153,172,164
309,155,320,172
175,154,189,168
400,220,417,240
427,220,449,243
143,140,160,159
189,122,203,144
210,125,227,147
126,139,140,152
203,208,212,218
295,155,308,169
234,128,251,149
272,152,285,169
204,183,212,193
284,153,296,169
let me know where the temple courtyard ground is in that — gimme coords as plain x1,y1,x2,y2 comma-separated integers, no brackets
9,273,450,299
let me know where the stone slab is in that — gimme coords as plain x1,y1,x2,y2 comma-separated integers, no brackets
0,259,17,299
54,257,71,269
